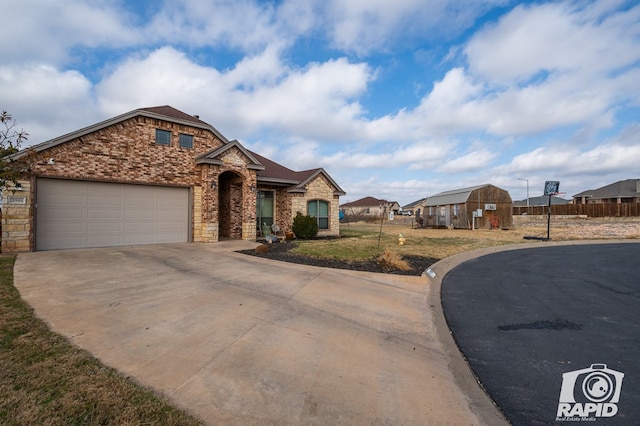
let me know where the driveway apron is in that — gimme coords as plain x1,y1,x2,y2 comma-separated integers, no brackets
14,242,497,425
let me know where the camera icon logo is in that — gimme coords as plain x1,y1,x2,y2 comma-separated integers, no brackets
557,364,624,419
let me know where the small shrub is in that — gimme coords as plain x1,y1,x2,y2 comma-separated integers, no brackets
377,250,411,271
292,212,318,239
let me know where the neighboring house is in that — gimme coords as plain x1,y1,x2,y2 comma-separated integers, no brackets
573,179,640,204
513,196,571,207
340,197,400,217
1,106,345,252
401,198,428,216
420,184,513,229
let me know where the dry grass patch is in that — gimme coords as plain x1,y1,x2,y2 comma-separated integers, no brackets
376,250,411,271
0,255,202,425
295,217,640,262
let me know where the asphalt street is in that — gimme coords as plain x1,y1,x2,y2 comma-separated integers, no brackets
441,242,640,425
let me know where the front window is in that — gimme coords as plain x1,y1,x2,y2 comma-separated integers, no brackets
257,190,274,228
156,129,171,145
308,200,329,230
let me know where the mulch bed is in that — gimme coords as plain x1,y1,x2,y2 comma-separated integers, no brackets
237,240,438,276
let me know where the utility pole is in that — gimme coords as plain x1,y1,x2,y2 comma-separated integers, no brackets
518,178,529,213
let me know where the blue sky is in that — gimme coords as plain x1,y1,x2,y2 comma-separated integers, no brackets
2,0,639,206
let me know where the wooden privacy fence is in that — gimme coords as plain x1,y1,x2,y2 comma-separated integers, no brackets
513,203,640,217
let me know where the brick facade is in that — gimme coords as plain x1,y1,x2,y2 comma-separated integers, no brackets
1,107,343,252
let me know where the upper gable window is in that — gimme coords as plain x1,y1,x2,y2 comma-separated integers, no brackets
179,133,194,149
156,129,171,146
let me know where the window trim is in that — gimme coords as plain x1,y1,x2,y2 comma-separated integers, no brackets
156,129,171,146
308,199,329,230
179,133,194,149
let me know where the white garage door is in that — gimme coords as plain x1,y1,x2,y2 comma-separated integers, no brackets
36,179,190,250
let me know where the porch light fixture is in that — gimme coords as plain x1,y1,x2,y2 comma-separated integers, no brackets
250,184,256,192
211,181,217,190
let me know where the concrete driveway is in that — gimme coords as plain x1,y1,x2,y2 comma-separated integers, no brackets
14,241,504,425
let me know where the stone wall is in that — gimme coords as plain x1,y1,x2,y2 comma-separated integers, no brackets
1,181,32,252
293,174,341,236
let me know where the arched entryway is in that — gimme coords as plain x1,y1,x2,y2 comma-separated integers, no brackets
218,171,244,239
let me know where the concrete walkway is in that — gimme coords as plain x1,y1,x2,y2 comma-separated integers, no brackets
15,242,505,425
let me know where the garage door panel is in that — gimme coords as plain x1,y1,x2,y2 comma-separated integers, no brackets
46,236,86,248
158,210,188,219
43,194,86,205
44,222,85,233
88,196,124,207
86,222,124,232
158,222,187,232
157,197,187,208
36,179,189,250
125,210,156,219
83,206,122,220
125,198,156,208
38,209,84,221
86,235,125,246
124,222,154,232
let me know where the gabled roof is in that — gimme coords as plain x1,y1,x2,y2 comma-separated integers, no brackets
423,184,511,206
340,196,388,208
195,140,264,170
11,105,230,159
513,196,570,207
139,105,210,125
573,179,640,199
251,151,345,196
403,197,428,209
423,184,487,206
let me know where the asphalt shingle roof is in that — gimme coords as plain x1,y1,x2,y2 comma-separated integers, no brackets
340,196,387,208
573,179,640,199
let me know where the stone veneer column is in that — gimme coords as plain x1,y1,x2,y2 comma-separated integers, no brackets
192,185,203,242
1,180,32,252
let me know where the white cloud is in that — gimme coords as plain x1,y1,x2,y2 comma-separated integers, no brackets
498,139,640,178
0,0,139,64
465,2,640,84
325,0,508,55
146,0,282,52
0,64,98,143
96,47,373,141
437,149,498,173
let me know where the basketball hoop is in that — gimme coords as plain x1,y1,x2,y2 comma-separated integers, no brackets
543,181,561,239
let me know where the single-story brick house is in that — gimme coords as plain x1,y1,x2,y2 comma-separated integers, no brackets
573,178,640,204
1,106,345,252
401,198,428,216
419,184,513,229
513,195,570,207
340,197,400,218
